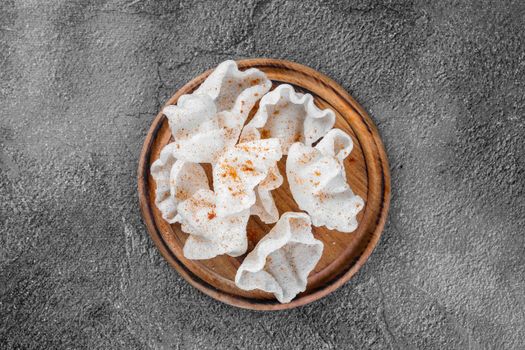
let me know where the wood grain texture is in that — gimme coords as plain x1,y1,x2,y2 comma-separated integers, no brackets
137,59,390,310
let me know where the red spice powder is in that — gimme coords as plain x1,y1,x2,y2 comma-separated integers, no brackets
317,191,329,203
240,160,255,172
175,189,189,200
220,164,239,181
260,129,271,139
298,151,316,164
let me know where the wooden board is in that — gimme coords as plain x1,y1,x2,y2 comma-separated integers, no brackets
137,59,390,310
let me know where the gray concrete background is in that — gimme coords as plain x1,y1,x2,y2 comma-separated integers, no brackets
1,0,524,349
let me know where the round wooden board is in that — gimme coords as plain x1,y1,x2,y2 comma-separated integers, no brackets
138,59,390,310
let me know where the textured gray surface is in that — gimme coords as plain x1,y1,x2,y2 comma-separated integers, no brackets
1,0,524,349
